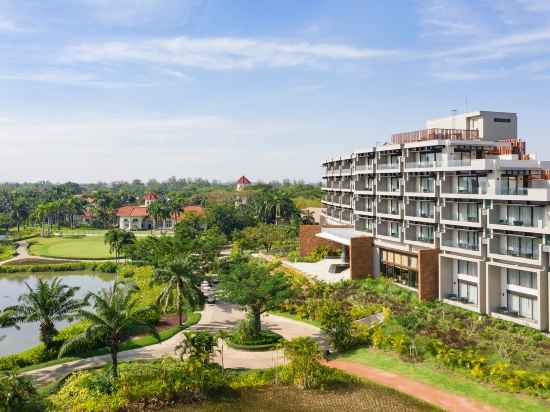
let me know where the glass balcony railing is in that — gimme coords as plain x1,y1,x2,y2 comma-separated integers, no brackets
441,240,479,251
492,248,539,260
496,186,529,196
377,163,400,170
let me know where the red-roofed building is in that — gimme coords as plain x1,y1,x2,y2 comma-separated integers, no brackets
236,175,252,206
117,195,206,231
236,175,252,191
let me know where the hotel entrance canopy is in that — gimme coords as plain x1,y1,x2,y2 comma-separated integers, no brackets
315,227,367,246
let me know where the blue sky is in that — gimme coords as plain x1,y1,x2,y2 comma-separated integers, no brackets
1,0,550,183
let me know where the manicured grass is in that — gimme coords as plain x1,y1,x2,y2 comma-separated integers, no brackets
339,348,550,412
20,312,202,374
29,236,113,259
269,310,322,328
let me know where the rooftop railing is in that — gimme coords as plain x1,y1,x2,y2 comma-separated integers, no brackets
392,128,480,144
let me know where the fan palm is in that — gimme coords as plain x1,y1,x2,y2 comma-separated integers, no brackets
5,278,85,350
153,256,201,326
59,281,158,378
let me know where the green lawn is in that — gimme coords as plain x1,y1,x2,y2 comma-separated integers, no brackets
29,236,113,259
339,348,550,412
269,311,322,328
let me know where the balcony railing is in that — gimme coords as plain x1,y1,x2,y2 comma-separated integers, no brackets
392,128,479,144
496,186,529,196
377,163,400,170
492,248,539,260
441,240,479,251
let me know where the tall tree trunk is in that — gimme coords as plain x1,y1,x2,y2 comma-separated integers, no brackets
40,320,57,350
178,294,183,326
251,307,261,338
110,345,119,378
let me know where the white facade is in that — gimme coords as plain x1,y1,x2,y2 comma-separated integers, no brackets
321,111,550,331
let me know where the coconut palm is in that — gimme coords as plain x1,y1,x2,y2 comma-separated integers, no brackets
5,278,86,350
153,255,201,326
104,229,134,261
59,282,158,378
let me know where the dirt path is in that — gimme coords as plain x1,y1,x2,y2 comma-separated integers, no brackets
325,359,499,412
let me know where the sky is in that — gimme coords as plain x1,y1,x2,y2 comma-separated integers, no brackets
1,0,550,183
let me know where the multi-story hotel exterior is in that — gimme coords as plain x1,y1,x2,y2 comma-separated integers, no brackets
312,111,550,331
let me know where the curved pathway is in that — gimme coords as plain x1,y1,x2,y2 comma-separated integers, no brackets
24,303,326,384
23,303,499,412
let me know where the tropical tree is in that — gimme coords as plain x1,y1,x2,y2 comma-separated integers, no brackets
5,278,86,350
153,255,201,326
104,229,135,261
59,282,159,378
176,331,217,366
218,255,293,338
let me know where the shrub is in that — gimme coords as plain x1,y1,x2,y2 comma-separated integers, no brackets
318,300,354,352
117,264,135,278
281,337,322,389
0,371,43,411
48,359,228,411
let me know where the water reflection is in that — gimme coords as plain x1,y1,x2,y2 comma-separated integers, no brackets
0,272,114,356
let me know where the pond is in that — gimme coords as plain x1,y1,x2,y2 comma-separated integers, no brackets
0,272,114,356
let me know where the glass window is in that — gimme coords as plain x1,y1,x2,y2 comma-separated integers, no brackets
457,260,476,277
459,280,477,304
507,269,536,289
409,256,417,269
507,292,537,321
420,176,434,192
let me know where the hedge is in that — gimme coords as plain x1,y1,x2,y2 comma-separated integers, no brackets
0,261,119,274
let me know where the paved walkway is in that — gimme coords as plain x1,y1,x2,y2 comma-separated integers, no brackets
325,359,499,412
25,303,327,384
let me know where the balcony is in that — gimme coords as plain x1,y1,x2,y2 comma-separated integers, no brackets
488,238,542,264
355,162,374,173
355,217,374,233
392,128,479,144
440,236,482,257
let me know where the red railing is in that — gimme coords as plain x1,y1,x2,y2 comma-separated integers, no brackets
391,128,479,144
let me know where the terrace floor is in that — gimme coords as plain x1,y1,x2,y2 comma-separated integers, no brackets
283,258,350,283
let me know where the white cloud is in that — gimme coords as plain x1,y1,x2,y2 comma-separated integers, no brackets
61,36,404,71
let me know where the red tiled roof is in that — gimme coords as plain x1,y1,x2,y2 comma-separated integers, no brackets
174,205,206,221
116,205,149,217
143,192,159,201
237,175,251,185
82,209,95,218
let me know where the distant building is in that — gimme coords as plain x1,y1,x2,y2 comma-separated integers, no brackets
116,192,204,231
236,175,252,205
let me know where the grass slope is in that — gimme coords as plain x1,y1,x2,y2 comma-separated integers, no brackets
339,348,550,412
29,236,113,259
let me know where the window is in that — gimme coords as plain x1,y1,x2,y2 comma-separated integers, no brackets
457,176,479,194
507,269,536,289
417,201,434,218
420,176,434,192
458,280,478,304
419,152,438,165
390,177,400,191
506,236,539,259
494,117,511,123
390,222,400,237
417,225,434,242
457,202,479,222
507,292,537,321
390,154,400,166
390,199,399,214
458,230,479,250
501,176,525,195
457,260,476,277
506,205,533,226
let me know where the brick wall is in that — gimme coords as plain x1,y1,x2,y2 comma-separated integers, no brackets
349,236,374,280
417,249,439,300
298,225,342,257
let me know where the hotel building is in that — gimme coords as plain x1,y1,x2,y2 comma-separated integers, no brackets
310,111,550,331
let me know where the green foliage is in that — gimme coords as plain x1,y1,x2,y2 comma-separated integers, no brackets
0,261,120,274
318,300,355,352
0,371,43,411
48,359,228,412
281,337,322,389
4,277,87,350
0,240,16,261
177,331,218,365
287,245,341,263
218,255,293,338
236,223,298,255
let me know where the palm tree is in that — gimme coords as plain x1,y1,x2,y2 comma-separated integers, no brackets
59,282,159,378
104,229,134,261
153,256,201,326
5,278,86,350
